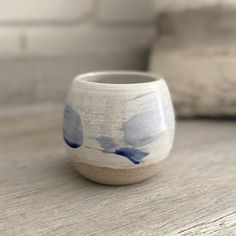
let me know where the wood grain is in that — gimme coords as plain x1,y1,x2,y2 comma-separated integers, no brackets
0,104,235,235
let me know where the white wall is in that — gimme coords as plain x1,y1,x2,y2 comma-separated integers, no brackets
1,0,235,57
0,0,155,57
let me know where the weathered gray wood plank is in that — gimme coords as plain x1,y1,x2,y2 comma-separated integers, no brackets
0,105,235,235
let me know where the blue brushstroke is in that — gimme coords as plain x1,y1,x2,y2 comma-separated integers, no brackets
121,109,162,147
115,148,149,164
96,136,117,152
63,104,83,148
96,109,163,164
64,138,81,148
96,136,149,164
130,91,154,100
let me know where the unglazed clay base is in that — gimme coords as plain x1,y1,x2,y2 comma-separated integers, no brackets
73,162,161,185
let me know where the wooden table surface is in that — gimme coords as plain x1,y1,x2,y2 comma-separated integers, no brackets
0,104,236,235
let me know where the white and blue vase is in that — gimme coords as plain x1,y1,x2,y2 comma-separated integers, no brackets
63,71,175,185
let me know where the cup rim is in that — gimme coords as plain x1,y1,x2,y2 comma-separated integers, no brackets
74,71,164,90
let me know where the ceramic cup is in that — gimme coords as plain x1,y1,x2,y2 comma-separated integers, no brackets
63,71,175,185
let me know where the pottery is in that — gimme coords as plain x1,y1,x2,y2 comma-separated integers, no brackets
63,71,175,185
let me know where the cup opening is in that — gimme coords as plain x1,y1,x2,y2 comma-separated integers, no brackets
79,72,159,85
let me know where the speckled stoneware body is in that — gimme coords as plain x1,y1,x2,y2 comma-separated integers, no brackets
63,71,175,185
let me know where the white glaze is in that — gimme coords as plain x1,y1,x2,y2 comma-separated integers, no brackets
63,71,175,169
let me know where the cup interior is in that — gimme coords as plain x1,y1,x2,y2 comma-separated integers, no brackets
80,72,159,85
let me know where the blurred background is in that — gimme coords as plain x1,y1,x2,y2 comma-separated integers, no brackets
1,2,236,234
0,0,235,117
